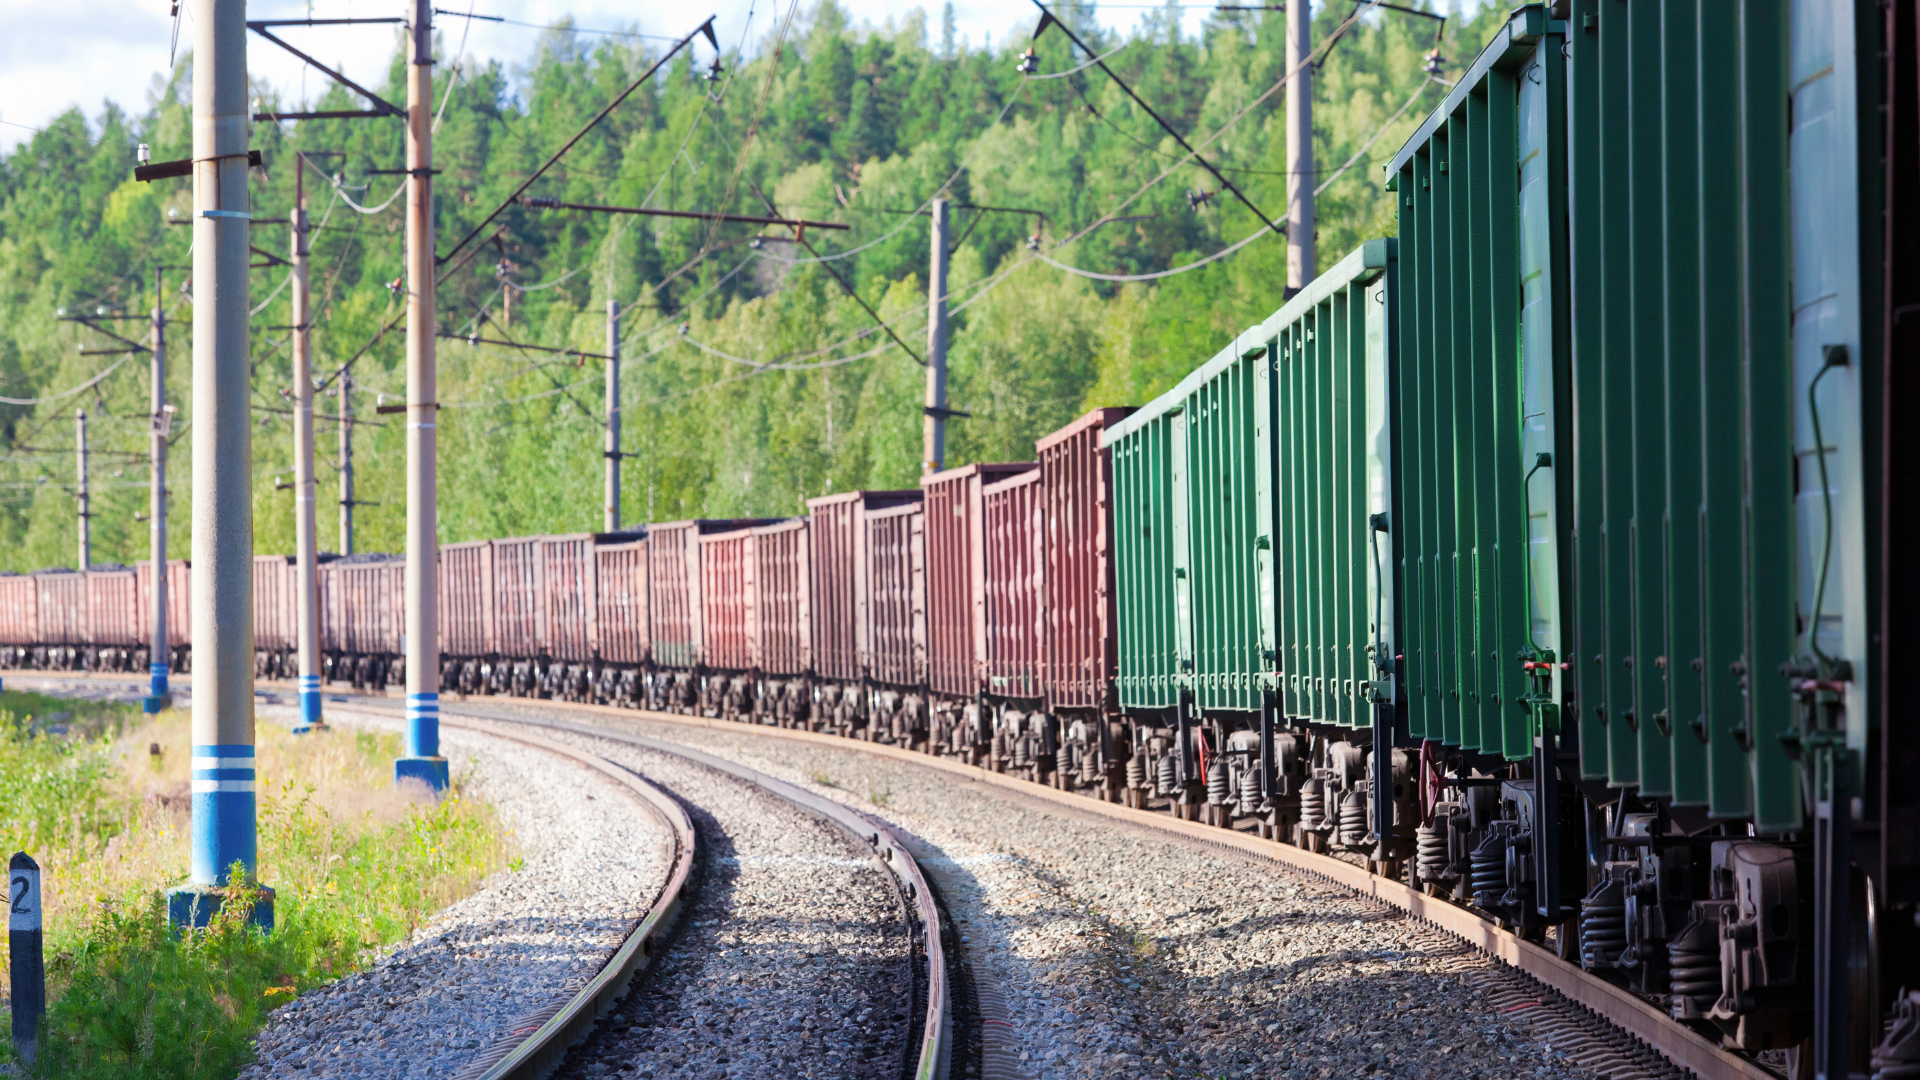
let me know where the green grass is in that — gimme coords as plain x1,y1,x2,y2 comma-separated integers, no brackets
0,693,513,1078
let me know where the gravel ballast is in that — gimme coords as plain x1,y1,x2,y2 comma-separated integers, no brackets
527,726,916,1080
237,706,674,1080
524,708,1612,1080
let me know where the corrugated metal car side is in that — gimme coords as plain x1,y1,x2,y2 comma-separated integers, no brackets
595,538,649,664
1185,340,1263,715
981,469,1044,700
807,491,920,682
1105,412,1180,712
648,523,700,669
336,557,405,655
84,569,144,647
539,534,597,662
648,520,782,669
491,536,543,659
440,540,494,658
865,502,926,689
1038,408,1133,713
1250,242,1397,733
137,560,191,648
754,519,810,676
34,572,86,646
1565,0,1797,826
0,575,36,645
252,555,296,654
921,463,1038,698
699,530,755,672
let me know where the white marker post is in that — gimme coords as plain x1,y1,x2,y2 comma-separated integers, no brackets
9,852,43,1065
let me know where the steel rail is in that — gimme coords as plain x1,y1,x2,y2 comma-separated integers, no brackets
5,669,1751,1080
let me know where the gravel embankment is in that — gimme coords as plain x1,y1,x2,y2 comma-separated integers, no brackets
237,707,673,1080
526,709,1607,1080
527,726,915,1080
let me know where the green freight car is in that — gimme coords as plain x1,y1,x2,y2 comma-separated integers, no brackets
1108,1,1906,1071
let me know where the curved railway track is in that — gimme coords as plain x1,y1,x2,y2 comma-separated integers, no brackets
0,673,950,1080
8,671,1774,1079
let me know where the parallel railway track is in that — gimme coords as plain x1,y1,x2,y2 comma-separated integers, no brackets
8,671,1774,1079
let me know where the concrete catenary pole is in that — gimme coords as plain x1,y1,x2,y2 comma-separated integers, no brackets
1285,0,1314,297
170,0,271,929
74,410,88,569
339,374,353,555
397,0,447,791
146,268,171,714
604,298,620,532
922,198,950,474
290,155,322,733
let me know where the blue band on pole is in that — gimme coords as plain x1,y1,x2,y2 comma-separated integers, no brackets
189,744,256,884
298,675,322,726
405,692,439,759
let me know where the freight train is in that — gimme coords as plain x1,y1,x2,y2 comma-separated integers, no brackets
0,3,1911,1073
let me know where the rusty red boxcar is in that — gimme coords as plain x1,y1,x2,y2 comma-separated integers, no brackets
753,519,810,677
699,529,756,675
84,566,143,649
490,535,542,663
919,463,1037,699
806,491,920,685
981,469,1044,701
648,520,770,671
863,500,926,690
539,534,598,664
0,574,36,664
1038,408,1133,713
323,554,405,687
34,570,87,659
136,559,192,655
252,555,297,669
595,536,649,666
440,539,494,661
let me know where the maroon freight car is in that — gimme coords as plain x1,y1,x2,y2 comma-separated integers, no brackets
34,570,86,667
595,536,649,666
981,469,1044,701
919,463,1036,700
851,499,931,745
491,535,542,669
698,528,757,720
136,559,192,664
84,566,145,671
252,555,297,675
647,520,771,713
1039,408,1134,795
537,534,601,700
0,574,36,666
1038,408,1132,712
322,553,405,689
593,534,648,705
440,539,494,673
753,518,811,726
806,491,920,686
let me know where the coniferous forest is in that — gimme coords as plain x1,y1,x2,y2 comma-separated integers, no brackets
0,0,1503,572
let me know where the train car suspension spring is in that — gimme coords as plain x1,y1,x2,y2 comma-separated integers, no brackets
1300,778,1326,832
1127,751,1147,790
1579,870,1630,969
1666,921,1722,1019
1206,760,1232,806
1416,821,1449,885
1470,830,1508,909
1237,766,1261,816
1156,752,1177,796
1337,788,1370,847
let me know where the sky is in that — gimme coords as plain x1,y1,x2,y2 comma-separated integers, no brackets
0,0,1255,153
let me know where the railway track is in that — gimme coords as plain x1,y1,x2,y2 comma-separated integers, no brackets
2,674,951,1080
9,671,1781,1079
